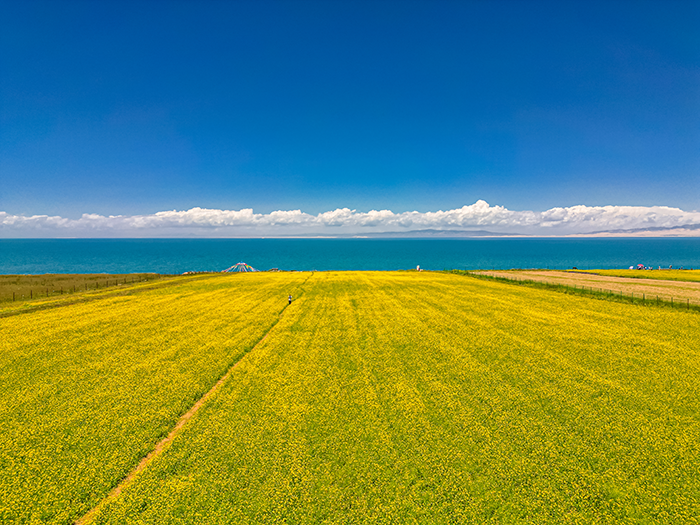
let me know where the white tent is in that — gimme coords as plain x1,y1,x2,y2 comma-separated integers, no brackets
222,262,259,273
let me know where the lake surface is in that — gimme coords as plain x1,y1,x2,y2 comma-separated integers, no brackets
1,238,700,275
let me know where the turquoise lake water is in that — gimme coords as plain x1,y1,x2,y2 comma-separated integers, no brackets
1,238,699,274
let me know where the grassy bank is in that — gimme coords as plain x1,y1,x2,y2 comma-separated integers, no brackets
0,273,167,303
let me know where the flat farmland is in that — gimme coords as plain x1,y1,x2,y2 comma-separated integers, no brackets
0,273,165,303
477,269,700,306
580,269,700,282
0,272,311,523
2,272,699,523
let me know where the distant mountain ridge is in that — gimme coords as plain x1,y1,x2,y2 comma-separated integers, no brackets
350,229,522,238
280,223,700,238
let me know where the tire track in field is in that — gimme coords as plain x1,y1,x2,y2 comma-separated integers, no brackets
75,272,315,525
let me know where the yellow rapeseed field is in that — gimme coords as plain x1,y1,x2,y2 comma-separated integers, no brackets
84,271,700,524
0,272,310,523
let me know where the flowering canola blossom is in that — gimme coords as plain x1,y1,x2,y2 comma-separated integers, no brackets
1,271,699,523
85,272,700,524
0,272,309,523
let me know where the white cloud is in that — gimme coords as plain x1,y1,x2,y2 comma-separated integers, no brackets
2,201,700,238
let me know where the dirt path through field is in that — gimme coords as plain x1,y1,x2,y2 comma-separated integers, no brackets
76,272,315,525
475,270,700,306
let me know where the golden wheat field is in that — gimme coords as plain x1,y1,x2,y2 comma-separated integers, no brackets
478,269,700,306
1,271,699,524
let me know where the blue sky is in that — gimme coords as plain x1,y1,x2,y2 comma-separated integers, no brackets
0,0,698,236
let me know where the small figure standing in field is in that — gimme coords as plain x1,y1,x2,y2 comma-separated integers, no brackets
288,294,292,304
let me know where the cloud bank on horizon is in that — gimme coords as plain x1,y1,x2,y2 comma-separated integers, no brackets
2,201,700,238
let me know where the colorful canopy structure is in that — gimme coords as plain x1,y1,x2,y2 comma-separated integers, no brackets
222,262,259,273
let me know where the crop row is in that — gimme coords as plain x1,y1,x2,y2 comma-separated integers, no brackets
0,272,310,523
90,272,700,523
